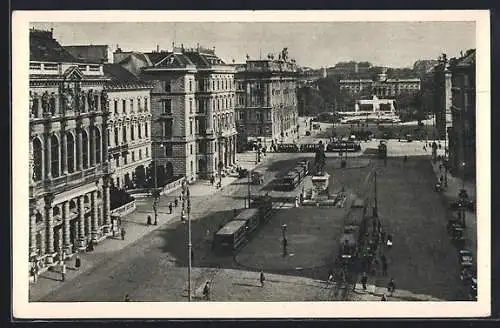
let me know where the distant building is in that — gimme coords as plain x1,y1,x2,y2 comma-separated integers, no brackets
29,29,112,274
448,49,476,180
114,44,238,181
234,50,299,149
327,61,372,79
340,69,421,98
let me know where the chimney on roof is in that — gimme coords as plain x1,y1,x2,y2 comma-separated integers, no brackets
172,42,175,51
197,43,200,51
213,46,216,53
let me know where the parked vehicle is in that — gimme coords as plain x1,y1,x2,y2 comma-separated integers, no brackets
251,171,264,185
458,249,474,268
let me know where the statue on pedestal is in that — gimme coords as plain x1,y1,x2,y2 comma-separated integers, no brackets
314,140,326,176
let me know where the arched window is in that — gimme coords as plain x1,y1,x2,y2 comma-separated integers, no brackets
138,123,142,139
51,135,60,177
122,125,127,143
131,124,135,141
145,122,148,137
82,130,89,169
32,138,43,181
66,132,75,173
94,128,101,164
114,127,119,146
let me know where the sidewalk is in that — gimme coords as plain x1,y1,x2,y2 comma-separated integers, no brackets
430,158,477,261
29,148,272,301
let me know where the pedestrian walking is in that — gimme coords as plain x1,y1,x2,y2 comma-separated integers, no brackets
210,175,215,186
147,215,152,225
381,293,387,301
203,281,211,301
168,203,173,214
121,227,126,240
75,255,81,270
61,262,66,281
260,270,266,287
328,269,334,283
386,234,393,249
124,294,131,302
31,264,37,283
361,272,368,290
387,278,396,296
174,198,178,207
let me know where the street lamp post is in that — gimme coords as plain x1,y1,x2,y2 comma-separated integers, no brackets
186,186,192,302
247,169,251,208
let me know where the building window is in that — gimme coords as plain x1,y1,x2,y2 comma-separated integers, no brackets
94,128,101,164
122,100,126,114
130,99,134,112
165,144,173,156
138,124,142,139
32,137,43,181
165,81,171,92
146,147,149,157
145,122,149,137
131,124,135,140
139,149,142,159
163,99,172,114
189,80,193,92
164,120,173,138
114,127,119,146
66,132,75,173
132,151,135,162
190,160,193,175
123,153,127,165
114,100,118,114
81,130,89,169
145,98,148,111
190,120,193,135
190,144,193,155
122,126,127,143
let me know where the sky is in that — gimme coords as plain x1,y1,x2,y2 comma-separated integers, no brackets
30,21,475,68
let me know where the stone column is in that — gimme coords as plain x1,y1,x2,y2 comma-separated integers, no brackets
45,200,55,263
91,191,99,241
29,206,37,256
77,129,83,171
62,132,68,174
45,134,52,179
62,201,72,254
78,196,86,250
36,94,43,118
102,179,111,234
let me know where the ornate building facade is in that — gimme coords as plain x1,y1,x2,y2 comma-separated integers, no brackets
114,45,237,181
29,29,111,273
340,70,421,98
103,64,153,189
234,49,299,149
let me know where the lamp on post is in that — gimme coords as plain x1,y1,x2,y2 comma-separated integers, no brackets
186,186,192,302
181,179,187,221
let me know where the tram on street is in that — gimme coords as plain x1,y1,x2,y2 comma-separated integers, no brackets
213,220,248,255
